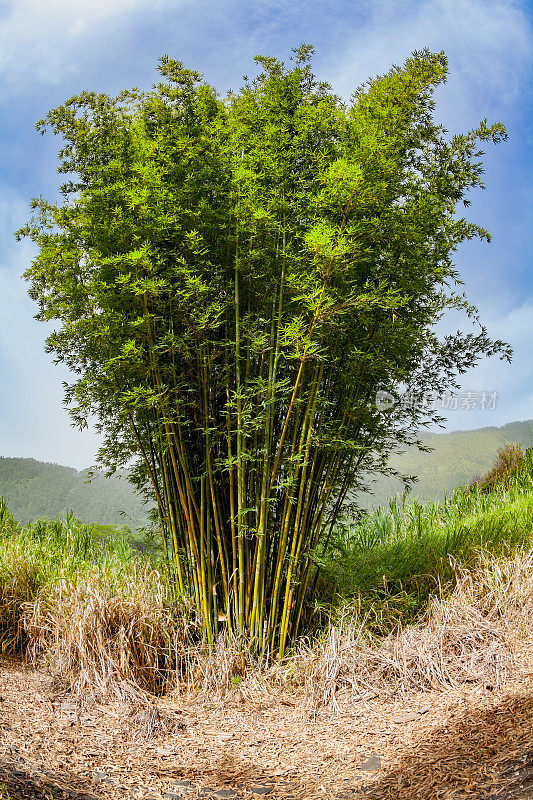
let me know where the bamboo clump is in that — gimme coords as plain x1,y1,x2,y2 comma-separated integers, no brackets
20,48,509,654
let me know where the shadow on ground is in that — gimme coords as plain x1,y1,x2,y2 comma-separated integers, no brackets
0,761,99,800
364,691,533,800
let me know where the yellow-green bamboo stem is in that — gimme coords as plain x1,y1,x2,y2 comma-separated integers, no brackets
278,364,322,658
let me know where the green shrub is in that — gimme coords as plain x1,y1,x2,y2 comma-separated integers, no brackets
470,442,526,492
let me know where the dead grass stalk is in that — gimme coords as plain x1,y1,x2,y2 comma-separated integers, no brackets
22,565,195,701
300,549,533,711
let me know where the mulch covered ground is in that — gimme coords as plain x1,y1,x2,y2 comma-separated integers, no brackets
1,656,532,800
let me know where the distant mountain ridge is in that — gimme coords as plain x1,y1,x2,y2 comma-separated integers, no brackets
2,419,533,525
361,419,533,509
0,457,151,529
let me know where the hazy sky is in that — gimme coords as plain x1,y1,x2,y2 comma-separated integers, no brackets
1,0,532,469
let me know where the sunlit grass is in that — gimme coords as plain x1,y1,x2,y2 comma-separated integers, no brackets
319,448,533,631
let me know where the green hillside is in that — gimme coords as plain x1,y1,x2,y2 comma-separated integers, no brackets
361,419,533,508
0,457,151,529
2,419,532,527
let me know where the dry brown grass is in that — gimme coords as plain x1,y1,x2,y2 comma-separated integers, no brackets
300,549,533,711
22,565,196,701
0,548,529,713
180,634,293,707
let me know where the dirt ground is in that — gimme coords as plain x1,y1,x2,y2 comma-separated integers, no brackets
1,655,532,800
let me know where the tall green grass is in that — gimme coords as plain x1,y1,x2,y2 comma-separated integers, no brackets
319,447,533,631
0,499,155,652
0,502,144,587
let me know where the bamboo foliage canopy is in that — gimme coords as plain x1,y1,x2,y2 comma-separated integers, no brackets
20,46,510,655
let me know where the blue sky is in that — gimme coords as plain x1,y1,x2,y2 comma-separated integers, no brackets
0,0,532,469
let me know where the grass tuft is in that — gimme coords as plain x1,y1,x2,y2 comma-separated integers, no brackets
302,548,533,711
24,568,185,699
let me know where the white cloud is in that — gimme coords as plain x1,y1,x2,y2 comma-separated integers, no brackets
328,0,532,128
0,0,181,85
433,299,533,431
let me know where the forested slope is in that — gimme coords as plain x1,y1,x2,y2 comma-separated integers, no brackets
0,457,151,528
362,419,533,508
